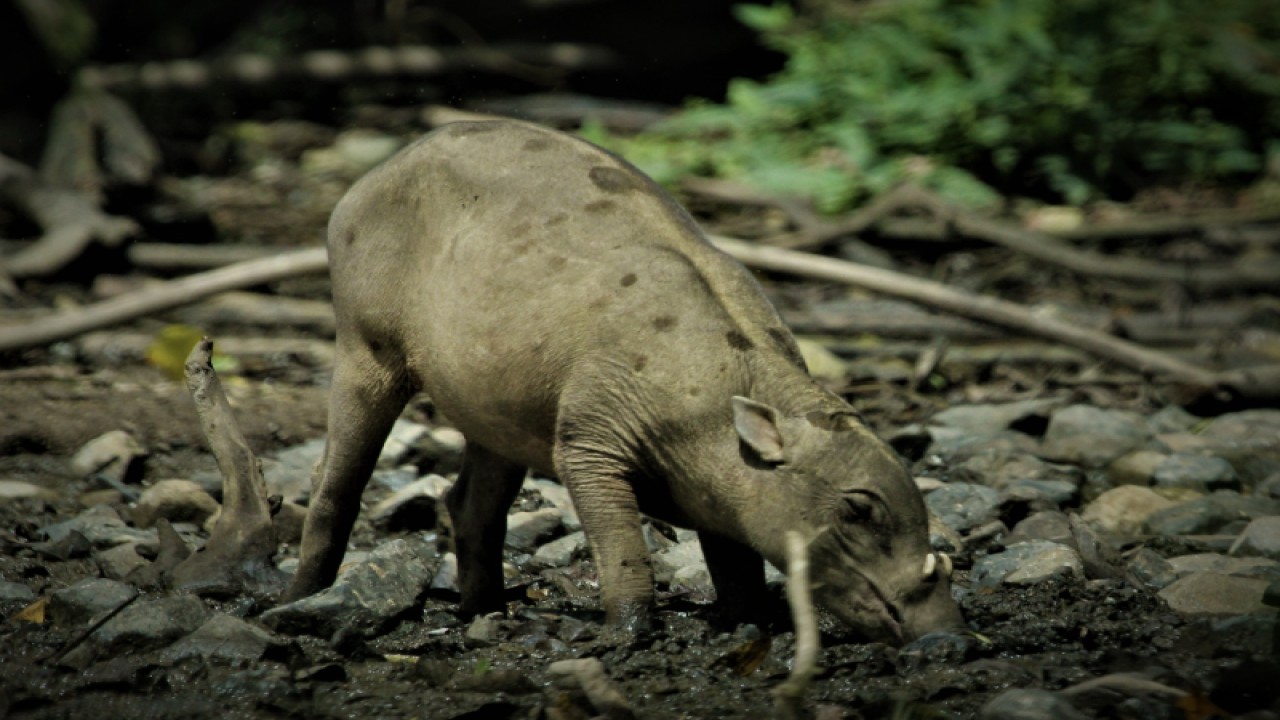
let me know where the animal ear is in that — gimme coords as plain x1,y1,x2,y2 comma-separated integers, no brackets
732,396,785,463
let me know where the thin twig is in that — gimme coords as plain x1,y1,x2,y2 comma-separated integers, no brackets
41,592,140,665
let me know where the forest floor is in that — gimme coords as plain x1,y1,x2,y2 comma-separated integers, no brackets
1,109,1278,719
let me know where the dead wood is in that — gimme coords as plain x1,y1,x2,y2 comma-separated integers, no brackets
1051,207,1280,243
4,235,1276,402
127,242,280,271
0,153,138,279
774,530,819,720
708,236,1260,401
0,247,327,352
40,88,161,194
77,331,335,367
170,337,285,598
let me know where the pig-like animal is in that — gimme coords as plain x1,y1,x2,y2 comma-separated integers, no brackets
284,120,963,643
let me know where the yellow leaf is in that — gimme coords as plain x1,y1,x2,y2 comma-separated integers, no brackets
12,596,47,624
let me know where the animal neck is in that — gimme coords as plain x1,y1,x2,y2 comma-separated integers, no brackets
747,351,850,418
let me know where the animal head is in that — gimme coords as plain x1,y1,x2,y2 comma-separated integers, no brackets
732,396,964,644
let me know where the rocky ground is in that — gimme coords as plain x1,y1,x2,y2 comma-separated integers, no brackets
1,380,1278,719
2,119,1279,719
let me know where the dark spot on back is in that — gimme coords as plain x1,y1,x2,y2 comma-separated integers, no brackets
633,355,648,372
620,273,637,287
512,221,532,237
726,331,754,351
342,230,357,246
548,255,568,271
589,166,640,194
523,138,553,152
804,411,859,432
584,199,616,213
767,327,791,349
653,315,677,331
688,387,700,397
546,213,568,227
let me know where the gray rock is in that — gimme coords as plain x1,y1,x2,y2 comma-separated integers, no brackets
370,474,451,531
464,613,502,646
1040,405,1152,467
1260,472,1280,500
93,542,149,580
505,507,564,551
40,505,154,548
262,438,326,504
952,451,1084,492
49,578,138,627
160,613,279,663
1197,410,1280,484
653,533,709,591
1168,553,1280,581
131,479,220,529
1007,511,1073,546
263,536,438,637
1143,491,1275,536
930,398,1064,435
58,594,211,669
926,428,1040,463
527,478,581,531
1125,549,1177,590
926,482,1002,534
972,541,1084,588
1235,516,1280,560
532,531,587,569
431,552,459,591
71,430,147,484
0,480,59,502
1151,454,1240,492
980,688,1087,720
378,419,431,468
1157,571,1271,615
1147,405,1201,434
1001,479,1079,507
1106,450,1168,487
1080,486,1177,536
371,465,420,492
0,580,35,602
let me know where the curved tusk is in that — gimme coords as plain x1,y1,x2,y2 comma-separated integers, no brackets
938,552,953,578
922,552,936,578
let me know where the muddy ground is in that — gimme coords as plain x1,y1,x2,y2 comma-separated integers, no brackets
2,118,1279,719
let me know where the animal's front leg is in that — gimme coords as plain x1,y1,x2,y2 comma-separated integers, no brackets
555,445,654,632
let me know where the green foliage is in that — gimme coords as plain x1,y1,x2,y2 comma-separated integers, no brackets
594,0,1280,208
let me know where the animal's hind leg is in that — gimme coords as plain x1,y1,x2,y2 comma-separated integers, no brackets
284,338,409,602
445,444,527,616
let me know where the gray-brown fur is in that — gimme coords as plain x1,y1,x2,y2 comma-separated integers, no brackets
285,120,963,642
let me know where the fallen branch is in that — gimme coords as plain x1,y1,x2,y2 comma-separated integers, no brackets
170,337,285,598
774,530,819,720
0,153,138,279
3,235,1276,402
0,247,327,352
709,235,1230,395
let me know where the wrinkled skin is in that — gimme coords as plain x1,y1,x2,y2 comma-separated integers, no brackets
284,120,964,643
